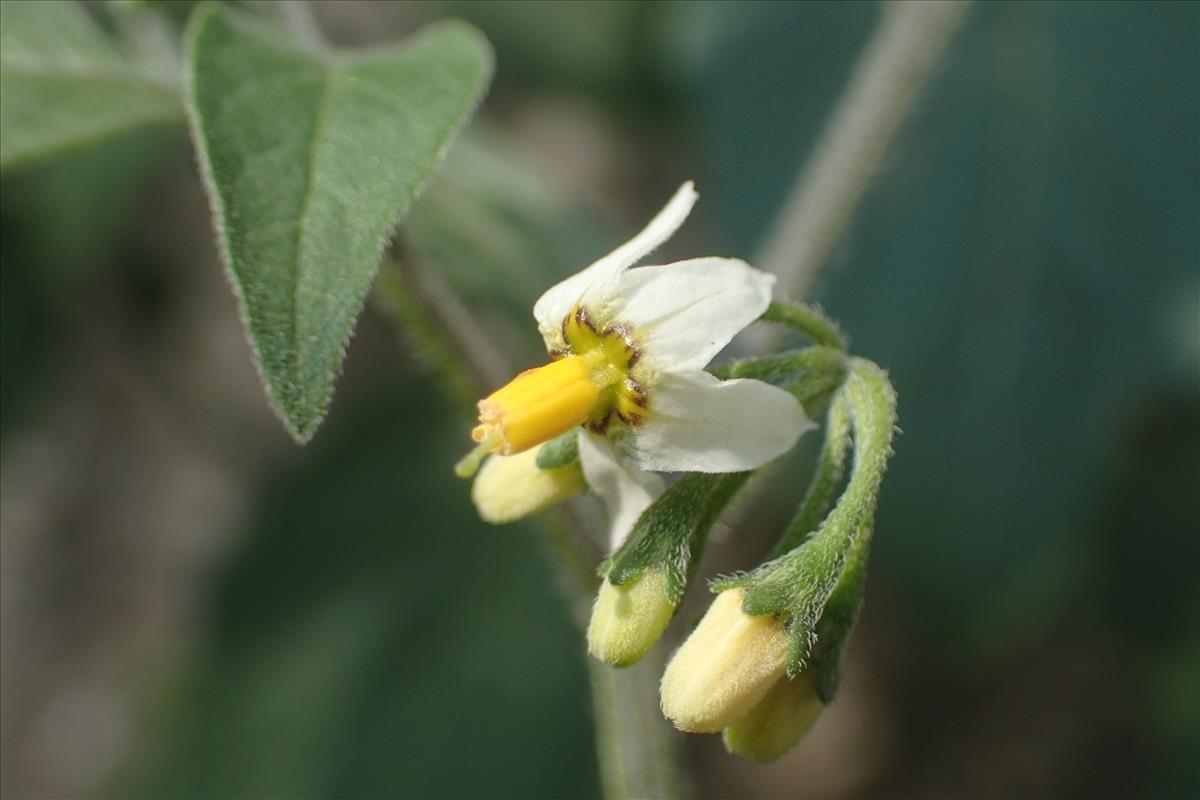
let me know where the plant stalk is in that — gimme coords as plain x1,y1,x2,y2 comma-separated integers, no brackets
375,248,684,798
589,654,686,800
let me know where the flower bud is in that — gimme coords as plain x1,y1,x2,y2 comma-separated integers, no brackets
723,670,823,762
660,588,789,733
470,445,585,524
587,570,675,667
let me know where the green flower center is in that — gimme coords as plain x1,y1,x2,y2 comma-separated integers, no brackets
559,306,648,434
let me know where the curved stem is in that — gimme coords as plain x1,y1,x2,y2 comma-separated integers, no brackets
761,302,848,351
773,391,852,557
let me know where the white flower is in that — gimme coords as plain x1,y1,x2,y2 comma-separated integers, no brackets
459,182,812,547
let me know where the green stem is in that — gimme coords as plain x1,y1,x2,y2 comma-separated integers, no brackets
713,345,847,417
761,302,848,351
809,501,872,703
720,357,896,673
773,391,852,557
374,255,478,414
836,358,899,537
589,655,686,800
373,251,679,799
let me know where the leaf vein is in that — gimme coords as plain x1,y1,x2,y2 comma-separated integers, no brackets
290,59,343,401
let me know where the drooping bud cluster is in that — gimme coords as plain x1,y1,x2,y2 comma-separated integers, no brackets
654,357,895,760
453,185,896,769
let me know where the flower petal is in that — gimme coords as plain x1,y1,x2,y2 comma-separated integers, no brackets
613,257,774,371
533,182,698,349
578,431,665,550
622,370,813,473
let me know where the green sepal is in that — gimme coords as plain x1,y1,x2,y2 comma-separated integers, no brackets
713,358,896,676
536,429,580,470
711,520,859,674
772,392,852,557
603,472,751,605
760,302,848,351
808,525,870,703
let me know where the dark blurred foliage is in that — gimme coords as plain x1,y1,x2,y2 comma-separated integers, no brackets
1,2,1196,799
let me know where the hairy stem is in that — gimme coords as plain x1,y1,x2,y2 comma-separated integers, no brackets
375,246,680,798
380,248,514,397
761,302,848,351
589,654,686,800
773,391,852,557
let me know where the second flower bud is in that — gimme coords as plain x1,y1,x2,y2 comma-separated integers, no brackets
587,570,675,667
660,588,789,733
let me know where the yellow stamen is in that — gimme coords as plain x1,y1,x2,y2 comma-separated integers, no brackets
471,354,607,458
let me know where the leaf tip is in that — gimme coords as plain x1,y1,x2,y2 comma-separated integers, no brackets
277,403,325,446
419,17,495,74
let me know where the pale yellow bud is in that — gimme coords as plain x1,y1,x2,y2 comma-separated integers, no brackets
660,588,788,733
587,570,675,667
723,670,823,762
470,445,585,524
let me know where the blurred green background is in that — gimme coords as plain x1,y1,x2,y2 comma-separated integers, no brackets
1,1,1197,798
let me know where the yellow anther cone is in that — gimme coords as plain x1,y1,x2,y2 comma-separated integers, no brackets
475,355,601,456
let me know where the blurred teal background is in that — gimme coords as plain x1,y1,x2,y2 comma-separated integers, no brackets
1,2,1196,798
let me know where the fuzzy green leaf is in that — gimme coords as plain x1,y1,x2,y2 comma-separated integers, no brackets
184,5,492,442
808,520,870,703
0,0,182,170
